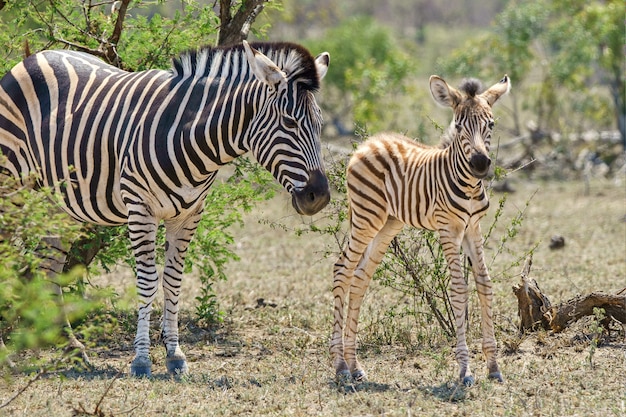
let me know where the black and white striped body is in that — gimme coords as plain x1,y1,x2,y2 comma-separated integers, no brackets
331,75,510,386
0,41,331,376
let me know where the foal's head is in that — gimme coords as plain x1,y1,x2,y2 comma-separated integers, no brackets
430,75,510,179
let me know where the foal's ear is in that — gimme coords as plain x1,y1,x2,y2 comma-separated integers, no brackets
429,75,462,108
315,52,330,81
243,40,288,90
481,75,511,106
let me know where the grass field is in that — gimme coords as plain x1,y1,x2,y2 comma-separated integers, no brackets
0,172,624,416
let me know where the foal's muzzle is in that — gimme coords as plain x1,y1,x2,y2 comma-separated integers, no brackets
469,153,491,179
291,169,330,215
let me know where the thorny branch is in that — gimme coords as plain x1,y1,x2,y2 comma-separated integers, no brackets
390,237,456,338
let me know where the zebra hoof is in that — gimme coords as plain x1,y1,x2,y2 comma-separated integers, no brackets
488,371,504,383
351,369,367,382
462,375,475,387
130,356,152,378
166,355,189,375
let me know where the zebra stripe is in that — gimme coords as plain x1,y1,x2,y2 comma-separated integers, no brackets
331,75,510,386
0,41,331,377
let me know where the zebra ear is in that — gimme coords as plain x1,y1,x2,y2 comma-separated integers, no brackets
315,52,330,81
481,74,511,106
429,75,462,108
243,40,288,89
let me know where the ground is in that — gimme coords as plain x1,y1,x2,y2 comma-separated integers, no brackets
0,175,624,416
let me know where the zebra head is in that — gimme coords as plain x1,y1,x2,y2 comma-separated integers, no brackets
243,41,330,216
430,75,511,179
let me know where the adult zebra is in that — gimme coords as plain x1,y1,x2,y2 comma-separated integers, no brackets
0,41,331,377
331,75,510,386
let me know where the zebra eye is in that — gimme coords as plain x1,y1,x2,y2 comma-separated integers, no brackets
455,123,462,132
488,120,495,129
283,116,298,129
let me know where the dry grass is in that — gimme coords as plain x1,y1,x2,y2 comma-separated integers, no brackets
1,175,625,416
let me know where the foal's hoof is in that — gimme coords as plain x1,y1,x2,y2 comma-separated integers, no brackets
166,355,189,375
462,375,475,387
335,369,352,384
488,371,504,383
130,356,152,378
351,369,367,382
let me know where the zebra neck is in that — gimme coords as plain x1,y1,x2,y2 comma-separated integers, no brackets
173,76,259,179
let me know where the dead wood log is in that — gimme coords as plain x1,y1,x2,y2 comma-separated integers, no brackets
513,256,626,333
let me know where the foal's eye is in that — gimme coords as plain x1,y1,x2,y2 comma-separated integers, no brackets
283,116,298,129
455,123,462,132
488,120,495,129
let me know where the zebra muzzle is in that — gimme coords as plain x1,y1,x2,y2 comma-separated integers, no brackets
291,169,330,216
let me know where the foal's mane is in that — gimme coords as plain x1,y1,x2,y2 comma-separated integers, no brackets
171,42,321,92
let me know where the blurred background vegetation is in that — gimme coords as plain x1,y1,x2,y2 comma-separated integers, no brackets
0,0,623,151
0,0,623,368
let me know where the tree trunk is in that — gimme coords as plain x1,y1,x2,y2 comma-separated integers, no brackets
512,256,626,333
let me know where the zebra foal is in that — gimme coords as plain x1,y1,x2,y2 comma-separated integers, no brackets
331,75,510,386
0,41,331,377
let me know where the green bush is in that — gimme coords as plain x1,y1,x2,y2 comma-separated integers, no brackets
0,175,86,365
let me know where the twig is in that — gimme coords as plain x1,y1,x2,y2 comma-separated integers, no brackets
70,368,124,416
0,368,49,409
93,370,120,414
502,158,537,178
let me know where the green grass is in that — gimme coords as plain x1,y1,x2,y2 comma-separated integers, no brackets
0,176,625,416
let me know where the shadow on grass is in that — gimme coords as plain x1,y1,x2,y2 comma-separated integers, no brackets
330,377,468,402
417,381,468,402
330,378,392,394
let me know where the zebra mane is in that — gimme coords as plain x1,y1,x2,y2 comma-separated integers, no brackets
171,42,321,92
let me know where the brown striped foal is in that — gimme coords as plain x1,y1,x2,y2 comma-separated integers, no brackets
331,75,510,386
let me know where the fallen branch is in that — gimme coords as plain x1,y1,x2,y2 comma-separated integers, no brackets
512,255,626,333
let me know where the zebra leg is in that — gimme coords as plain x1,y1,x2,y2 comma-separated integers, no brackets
343,218,403,381
440,230,475,386
161,212,202,375
127,210,159,378
462,225,503,383
38,236,91,367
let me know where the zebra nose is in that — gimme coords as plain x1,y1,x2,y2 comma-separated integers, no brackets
292,169,330,215
469,153,491,178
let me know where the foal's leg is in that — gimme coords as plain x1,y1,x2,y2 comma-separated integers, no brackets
343,218,403,381
462,222,502,382
331,216,385,379
161,211,202,375
331,237,364,379
439,228,474,386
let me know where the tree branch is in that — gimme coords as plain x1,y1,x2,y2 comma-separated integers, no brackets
513,255,626,333
218,0,269,47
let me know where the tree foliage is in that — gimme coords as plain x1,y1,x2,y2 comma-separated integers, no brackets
437,0,624,147
304,16,416,134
